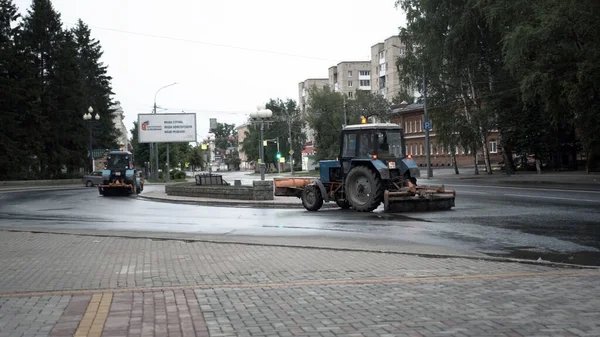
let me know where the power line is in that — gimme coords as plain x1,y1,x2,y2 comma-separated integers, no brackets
63,22,338,62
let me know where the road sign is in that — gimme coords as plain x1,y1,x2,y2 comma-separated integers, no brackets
263,140,268,146
279,157,285,163
289,149,294,155
201,144,207,150
424,121,432,131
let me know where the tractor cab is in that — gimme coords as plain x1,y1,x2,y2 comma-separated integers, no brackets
106,151,133,172
340,123,420,183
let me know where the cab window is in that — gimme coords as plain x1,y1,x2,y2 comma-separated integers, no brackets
358,133,375,157
342,133,356,157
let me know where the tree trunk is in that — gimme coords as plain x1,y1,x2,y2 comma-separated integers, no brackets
535,157,542,175
480,131,492,174
473,150,479,175
452,151,459,174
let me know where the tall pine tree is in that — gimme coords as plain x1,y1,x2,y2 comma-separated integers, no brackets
72,19,119,150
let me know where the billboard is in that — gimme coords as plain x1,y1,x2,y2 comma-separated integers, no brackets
138,113,197,143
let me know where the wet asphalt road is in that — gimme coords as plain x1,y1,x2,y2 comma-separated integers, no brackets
0,180,599,265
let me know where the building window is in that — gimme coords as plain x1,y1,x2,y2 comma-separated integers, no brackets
489,140,498,153
409,121,412,133
348,92,353,98
420,144,423,155
435,145,439,155
348,81,353,87
359,70,370,76
419,118,422,132
359,80,370,87
405,145,408,155
348,70,352,77
404,122,408,132
410,145,413,155
461,147,465,155
379,51,384,59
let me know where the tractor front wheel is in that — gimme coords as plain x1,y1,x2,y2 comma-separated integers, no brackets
302,185,323,211
345,166,383,212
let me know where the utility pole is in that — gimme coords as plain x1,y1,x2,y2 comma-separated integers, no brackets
288,116,294,176
151,103,156,180
342,94,347,126
423,66,432,179
259,121,265,180
276,137,281,174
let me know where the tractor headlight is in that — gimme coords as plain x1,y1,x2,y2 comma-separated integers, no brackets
115,171,121,176
388,162,396,169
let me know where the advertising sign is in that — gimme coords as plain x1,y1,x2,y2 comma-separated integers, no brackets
138,113,197,143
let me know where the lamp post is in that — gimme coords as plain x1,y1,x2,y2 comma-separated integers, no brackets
152,82,178,180
249,106,273,181
83,106,100,173
204,134,215,175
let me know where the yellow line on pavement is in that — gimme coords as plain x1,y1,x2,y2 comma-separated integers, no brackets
0,269,597,299
73,293,112,337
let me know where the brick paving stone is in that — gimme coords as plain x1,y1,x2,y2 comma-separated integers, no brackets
0,232,599,336
0,231,559,294
194,274,600,337
0,295,70,337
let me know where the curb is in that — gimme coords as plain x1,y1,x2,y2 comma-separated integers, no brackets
0,185,86,193
1,227,598,270
137,194,339,209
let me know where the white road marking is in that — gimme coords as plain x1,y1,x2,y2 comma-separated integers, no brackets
503,193,600,203
445,183,600,194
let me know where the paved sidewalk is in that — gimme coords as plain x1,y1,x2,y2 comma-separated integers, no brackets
0,231,599,337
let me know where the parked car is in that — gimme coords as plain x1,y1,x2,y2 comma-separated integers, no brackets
82,171,103,187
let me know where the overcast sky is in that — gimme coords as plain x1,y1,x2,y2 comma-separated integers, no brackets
15,0,406,141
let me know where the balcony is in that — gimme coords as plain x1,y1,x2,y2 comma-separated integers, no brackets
358,74,370,80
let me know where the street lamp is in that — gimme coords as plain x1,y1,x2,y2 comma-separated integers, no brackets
204,134,215,175
249,106,273,181
83,106,100,173
152,82,178,180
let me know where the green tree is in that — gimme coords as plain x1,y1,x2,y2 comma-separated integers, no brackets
483,0,600,171
130,121,150,169
0,0,29,179
396,0,507,174
391,92,415,105
305,87,346,161
72,19,119,150
348,90,391,122
213,122,237,151
242,98,306,168
187,145,205,171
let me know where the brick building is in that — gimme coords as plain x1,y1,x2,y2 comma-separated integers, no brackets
390,103,503,168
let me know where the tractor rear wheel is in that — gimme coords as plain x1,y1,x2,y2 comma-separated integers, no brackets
345,166,383,212
302,185,323,211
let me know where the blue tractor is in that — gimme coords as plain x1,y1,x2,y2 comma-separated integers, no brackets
274,123,455,212
97,151,144,196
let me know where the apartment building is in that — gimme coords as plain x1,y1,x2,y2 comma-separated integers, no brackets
298,78,329,115
298,78,329,147
328,61,371,97
111,101,129,149
371,35,412,101
236,124,252,170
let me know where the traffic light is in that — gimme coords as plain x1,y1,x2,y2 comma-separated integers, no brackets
276,152,281,159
